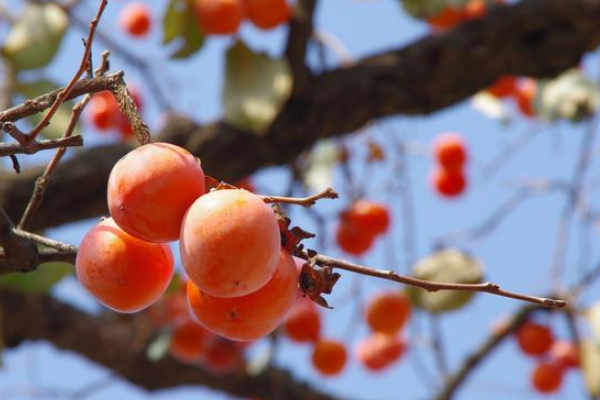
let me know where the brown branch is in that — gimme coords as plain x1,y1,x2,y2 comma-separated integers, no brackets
0,207,38,274
0,135,83,157
284,0,317,91
0,72,123,123
261,187,338,207
26,0,107,141
0,289,342,400
311,253,567,308
2,0,600,230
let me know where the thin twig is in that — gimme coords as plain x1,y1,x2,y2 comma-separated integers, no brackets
0,136,83,157
262,187,338,207
0,72,123,123
18,97,91,230
309,253,567,308
430,315,449,379
9,155,20,173
26,0,107,141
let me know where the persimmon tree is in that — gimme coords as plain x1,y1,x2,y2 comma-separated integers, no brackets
1,0,600,400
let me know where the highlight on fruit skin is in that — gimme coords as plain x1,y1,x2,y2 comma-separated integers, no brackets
75,218,174,313
107,142,206,243
180,188,281,298
187,249,299,341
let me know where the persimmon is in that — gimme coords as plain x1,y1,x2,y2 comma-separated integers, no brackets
515,78,537,117
107,142,206,243
344,200,390,236
487,75,517,98
312,339,347,376
88,91,119,130
516,321,553,356
75,218,174,313
432,133,468,171
242,0,290,30
195,0,244,35
550,340,580,369
284,297,321,343
461,0,486,20
203,337,243,374
181,189,280,298
365,291,411,335
336,219,375,256
531,362,564,394
431,168,467,197
187,249,299,341
428,7,462,30
169,320,214,364
118,2,152,37
356,333,406,371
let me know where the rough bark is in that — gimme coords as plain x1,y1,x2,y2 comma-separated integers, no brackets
0,289,341,400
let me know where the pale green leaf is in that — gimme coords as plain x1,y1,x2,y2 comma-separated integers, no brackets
223,41,292,135
1,3,69,70
581,340,600,398
162,0,204,59
406,249,483,313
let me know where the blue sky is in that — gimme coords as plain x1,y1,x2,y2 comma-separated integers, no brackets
1,0,599,399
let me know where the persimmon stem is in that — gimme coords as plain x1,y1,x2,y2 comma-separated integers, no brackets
261,187,338,208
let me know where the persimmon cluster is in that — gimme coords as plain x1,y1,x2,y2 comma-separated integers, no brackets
335,200,391,256
87,87,143,140
431,133,468,198
515,320,580,394
487,76,538,118
76,142,299,343
196,0,290,35
280,289,411,377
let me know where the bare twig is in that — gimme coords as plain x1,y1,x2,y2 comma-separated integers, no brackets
0,136,83,157
0,72,123,123
262,187,338,207
9,155,20,173
26,0,108,141
307,253,567,308
18,97,91,230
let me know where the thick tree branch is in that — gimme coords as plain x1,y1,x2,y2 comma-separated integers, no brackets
2,0,600,230
0,289,341,400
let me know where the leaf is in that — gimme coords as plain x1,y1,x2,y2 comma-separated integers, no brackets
590,300,600,338
538,69,600,123
15,80,81,139
581,340,600,398
406,249,483,314
0,262,73,294
162,0,204,59
303,140,341,192
223,41,292,135
1,3,69,70
471,91,511,123
147,329,173,362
